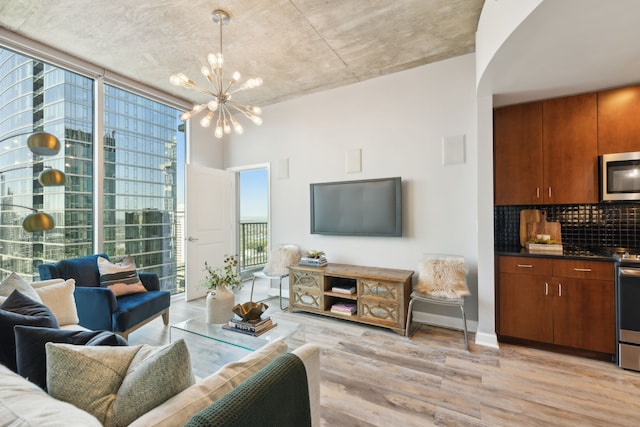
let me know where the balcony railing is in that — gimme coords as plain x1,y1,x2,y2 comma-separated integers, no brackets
239,222,268,273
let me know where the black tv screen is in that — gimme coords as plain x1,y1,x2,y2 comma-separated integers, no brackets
310,177,402,237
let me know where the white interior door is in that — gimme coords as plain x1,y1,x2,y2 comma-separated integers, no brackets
185,165,235,301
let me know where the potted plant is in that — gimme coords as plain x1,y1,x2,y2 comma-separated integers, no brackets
202,255,241,324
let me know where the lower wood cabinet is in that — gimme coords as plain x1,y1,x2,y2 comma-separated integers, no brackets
497,256,615,354
289,263,413,335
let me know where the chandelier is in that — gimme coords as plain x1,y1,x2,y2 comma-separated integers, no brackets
170,9,263,138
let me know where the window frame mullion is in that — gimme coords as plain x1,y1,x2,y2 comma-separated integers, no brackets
93,76,105,253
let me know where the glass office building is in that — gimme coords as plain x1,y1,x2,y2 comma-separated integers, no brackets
0,47,184,293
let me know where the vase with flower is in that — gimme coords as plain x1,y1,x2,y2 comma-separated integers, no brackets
202,255,241,324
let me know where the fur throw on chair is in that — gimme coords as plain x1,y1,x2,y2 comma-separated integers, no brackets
263,245,301,276
415,256,470,299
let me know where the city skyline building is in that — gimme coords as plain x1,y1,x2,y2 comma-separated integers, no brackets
0,47,183,293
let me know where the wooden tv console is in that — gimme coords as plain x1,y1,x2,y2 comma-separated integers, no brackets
288,263,414,335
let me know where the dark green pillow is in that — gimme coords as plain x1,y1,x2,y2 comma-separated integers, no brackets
0,290,58,372
14,325,128,390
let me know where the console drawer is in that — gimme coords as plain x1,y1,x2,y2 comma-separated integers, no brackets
359,299,400,327
290,270,322,291
359,279,400,301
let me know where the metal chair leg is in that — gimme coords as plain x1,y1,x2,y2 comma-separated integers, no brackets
278,277,288,310
250,276,257,301
459,302,469,352
405,298,416,338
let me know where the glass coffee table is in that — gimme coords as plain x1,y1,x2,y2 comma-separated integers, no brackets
170,317,303,377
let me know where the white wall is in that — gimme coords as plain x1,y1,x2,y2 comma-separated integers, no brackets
224,54,480,325
187,121,224,169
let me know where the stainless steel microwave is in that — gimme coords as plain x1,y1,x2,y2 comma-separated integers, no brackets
600,151,640,201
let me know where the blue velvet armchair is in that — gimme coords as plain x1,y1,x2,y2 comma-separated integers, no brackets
38,254,171,339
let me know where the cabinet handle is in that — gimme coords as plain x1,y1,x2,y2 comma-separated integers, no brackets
573,268,592,273
545,282,549,296
516,264,533,268
548,187,552,198
536,187,540,199
558,283,562,297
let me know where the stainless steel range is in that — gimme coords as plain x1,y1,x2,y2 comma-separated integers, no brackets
613,248,640,370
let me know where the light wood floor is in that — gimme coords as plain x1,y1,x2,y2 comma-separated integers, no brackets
129,289,640,426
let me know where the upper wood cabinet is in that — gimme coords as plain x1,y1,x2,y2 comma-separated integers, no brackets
494,102,543,205
598,85,640,155
542,93,598,204
494,93,598,205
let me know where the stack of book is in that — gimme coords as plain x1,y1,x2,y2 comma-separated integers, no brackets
222,316,277,336
299,256,328,266
331,284,356,295
330,302,357,316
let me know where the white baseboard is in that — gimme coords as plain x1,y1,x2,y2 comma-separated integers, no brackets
474,331,499,349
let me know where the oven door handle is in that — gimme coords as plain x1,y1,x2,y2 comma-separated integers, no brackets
620,267,640,277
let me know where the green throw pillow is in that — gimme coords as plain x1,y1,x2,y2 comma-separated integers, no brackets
46,339,194,426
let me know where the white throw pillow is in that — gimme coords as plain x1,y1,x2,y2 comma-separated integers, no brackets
46,339,194,427
0,364,102,426
0,272,42,303
33,279,79,326
97,255,147,297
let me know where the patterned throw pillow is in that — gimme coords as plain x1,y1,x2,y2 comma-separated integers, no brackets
46,339,194,426
0,272,42,303
0,290,59,372
97,255,147,297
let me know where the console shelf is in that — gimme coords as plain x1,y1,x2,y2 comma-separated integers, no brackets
288,263,414,335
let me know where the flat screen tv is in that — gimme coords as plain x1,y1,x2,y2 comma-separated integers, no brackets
310,177,402,237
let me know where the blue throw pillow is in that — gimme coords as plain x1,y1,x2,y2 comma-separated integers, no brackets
14,325,128,390
0,290,59,372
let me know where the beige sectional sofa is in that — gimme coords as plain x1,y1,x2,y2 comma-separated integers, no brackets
0,278,320,426
0,340,320,426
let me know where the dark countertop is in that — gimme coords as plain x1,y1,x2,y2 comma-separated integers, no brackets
495,246,618,263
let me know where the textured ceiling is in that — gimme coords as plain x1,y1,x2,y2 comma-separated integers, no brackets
0,0,484,108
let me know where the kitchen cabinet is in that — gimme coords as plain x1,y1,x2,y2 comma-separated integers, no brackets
542,93,598,204
494,101,543,205
494,93,598,205
497,256,615,354
597,84,640,155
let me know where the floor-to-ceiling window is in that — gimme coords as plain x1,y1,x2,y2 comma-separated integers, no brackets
0,46,185,293
103,85,183,292
0,49,94,280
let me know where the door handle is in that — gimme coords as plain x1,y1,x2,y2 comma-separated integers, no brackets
187,236,199,242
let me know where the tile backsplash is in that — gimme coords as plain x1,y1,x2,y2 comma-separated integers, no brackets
494,203,640,250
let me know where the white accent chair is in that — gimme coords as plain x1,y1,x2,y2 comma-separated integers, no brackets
405,254,471,351
250,244,301,310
